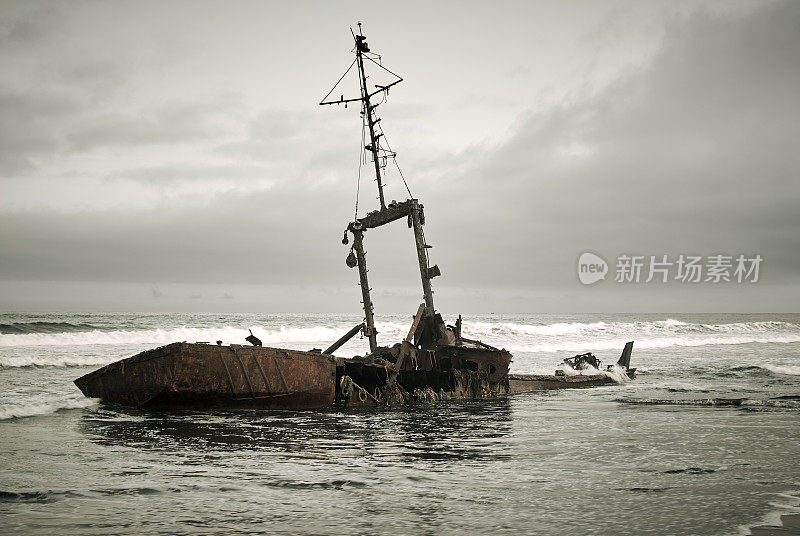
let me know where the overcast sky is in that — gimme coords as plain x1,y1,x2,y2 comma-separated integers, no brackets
0,0,797,313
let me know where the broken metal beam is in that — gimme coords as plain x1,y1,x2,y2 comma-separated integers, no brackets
395,303,426,373
356,200,413,229
404,303,426,344
322,323,365,355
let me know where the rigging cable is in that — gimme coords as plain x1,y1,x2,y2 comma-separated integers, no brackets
364,56,403,82
319,58,357,104
354,107,367,220
376,125,413,198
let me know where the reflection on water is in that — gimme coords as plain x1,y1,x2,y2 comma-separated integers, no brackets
80,398,513,464
3,382,800,535
0,393,798,536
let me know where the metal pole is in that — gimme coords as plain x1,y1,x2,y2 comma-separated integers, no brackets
352,229,378,352
355,30,387,210
410,200,434,312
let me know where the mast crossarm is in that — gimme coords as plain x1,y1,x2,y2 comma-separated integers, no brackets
354,199,414,229
319,79,403,106
365,79,402,99
319,96,363,106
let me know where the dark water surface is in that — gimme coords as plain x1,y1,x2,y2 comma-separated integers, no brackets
1,393,799,535
1,313,799,535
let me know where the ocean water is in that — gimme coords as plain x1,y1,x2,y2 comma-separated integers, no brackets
1,312,799,535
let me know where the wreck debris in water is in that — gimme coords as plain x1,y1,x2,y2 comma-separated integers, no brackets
74,25,635,409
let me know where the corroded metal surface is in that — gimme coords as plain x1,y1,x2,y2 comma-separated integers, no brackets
507,373,618,394
74,333,632,408
74,343,338,408
74,329,634,408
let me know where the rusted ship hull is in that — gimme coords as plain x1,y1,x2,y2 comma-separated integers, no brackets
74,343,339,408
74,340,633,409
74,341,518,409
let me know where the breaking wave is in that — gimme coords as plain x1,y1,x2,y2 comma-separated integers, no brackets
467,321,611,336
0,353,122,368
0,322,101,335
465,319,799,338
0,324,405,349
763,364,800,376
728,364,800,376
504,334,800,353
0,397,97,421
0,318,798,364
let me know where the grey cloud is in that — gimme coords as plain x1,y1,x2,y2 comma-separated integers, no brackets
0,84,241,174
0,184,357,285
64,99,240,152
217,109,356,168
249,110,308,140
0,88,80,173
1,1,797,313
54,58,131,100
116,163,276,183
0,3,241,175
419,1,800,291
0,4,58,48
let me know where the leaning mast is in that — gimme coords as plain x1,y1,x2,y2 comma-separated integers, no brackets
321,24,438,354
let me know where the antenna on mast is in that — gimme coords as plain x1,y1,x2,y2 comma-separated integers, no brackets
320,23,403,212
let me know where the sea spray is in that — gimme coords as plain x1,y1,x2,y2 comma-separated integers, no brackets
557,363,631,384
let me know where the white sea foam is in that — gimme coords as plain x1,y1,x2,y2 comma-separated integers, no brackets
505,335,800,353
0,322,412,367
558,363,630,383
0,322,412,349
464,319,798,337
1,319,796,349
0,397,97,421
1,319,798,367
604,364,632,383
0,325,334,347
0,353,119,368
465,321,610,337
763,364,800,375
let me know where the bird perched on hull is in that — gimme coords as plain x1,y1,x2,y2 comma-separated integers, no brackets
245,329,262,347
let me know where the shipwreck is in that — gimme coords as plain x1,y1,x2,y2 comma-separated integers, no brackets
75,25,635,409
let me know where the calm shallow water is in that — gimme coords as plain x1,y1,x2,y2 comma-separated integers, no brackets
1,313,799,535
